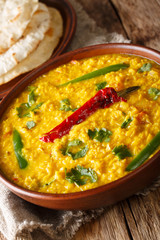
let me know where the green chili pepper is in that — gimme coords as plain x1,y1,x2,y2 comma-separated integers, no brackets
13,129,28,169
126,131,160,171
58,63,129,87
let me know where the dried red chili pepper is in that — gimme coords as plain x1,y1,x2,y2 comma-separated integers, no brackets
40,87,126,143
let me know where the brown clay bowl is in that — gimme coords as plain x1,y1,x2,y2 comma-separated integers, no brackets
0,43,160,210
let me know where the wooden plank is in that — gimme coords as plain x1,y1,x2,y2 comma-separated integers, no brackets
124,189,160,240
73,204,131,240
111,0,160,50
78,0,126,36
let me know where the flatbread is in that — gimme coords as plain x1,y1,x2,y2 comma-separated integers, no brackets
0,0,38,54
0,2,50,77
0,8,63,84
0,0,5,14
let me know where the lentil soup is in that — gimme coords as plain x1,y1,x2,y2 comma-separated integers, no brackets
0,54,160,194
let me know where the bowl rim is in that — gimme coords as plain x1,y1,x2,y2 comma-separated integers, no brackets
0,42,160,201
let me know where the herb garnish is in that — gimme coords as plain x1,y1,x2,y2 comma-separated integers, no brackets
95,81,107,91
28,87,37,106
26,121,36,129
138,63,152,73
59,98,72,111
59,99,80,112
16,86,43,118
65,165,98,186
112,145,132,160
121,117,133,129
148,88,160,100
88,128,112,143
61,139,88,160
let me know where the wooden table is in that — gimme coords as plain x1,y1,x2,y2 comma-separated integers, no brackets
73,0,160,239
0,1,160,240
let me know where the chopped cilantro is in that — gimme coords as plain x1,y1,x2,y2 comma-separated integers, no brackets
95,81,107,91
65,165,98,186
88,129,97,140
16,87,43,118
59,98,72,111
121,117,133,129
88,128,112,143
112,145,132,160
61,139,88,160
16,103,31,118
28,88,36,106
60,99,80,112
26,121,36,129
148,87,160,100
138,63,152,73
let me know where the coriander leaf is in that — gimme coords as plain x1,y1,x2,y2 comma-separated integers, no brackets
26,121,36,129
76,165,98,183
95,128,112,142
88,129,97,139
65,165,98,186
16,103,30,118
121,117,133,129
148,88,160,100
61,139,88,160
95,81,107,91
31,102,43,112
59,98,72,111
16,87,42,118
68,139,82,147
138,63,152,73
28,89,36,106
88,128,112,143
72,146,88,160
65,167,86,185
113,145,132,160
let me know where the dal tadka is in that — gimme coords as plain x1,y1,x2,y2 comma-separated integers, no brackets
0,54,160,194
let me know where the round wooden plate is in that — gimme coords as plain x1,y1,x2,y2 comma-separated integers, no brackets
0,43,160,210
0,0,76,99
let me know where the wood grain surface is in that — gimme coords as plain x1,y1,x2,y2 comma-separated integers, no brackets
0,0,160,239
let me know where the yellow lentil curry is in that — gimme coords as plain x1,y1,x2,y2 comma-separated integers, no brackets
0,54,160,194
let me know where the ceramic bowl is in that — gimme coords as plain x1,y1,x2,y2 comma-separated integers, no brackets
0,43,160,210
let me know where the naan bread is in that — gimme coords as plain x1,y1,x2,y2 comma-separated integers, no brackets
0,0,38,54
0,8,63,84
0,2,50,77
